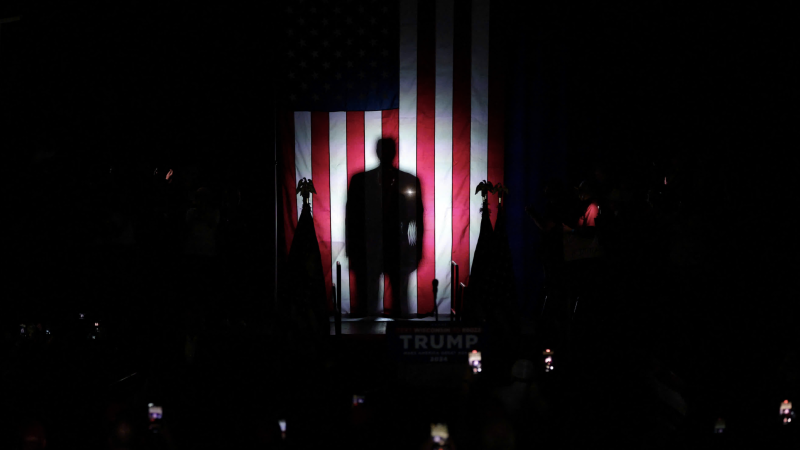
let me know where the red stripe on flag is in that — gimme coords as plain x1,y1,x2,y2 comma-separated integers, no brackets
488,0,505,228
279,110,297,256
381,109,400,312
416,0,436,315
452,0,472,289
346,112,365,313
311,112,333,312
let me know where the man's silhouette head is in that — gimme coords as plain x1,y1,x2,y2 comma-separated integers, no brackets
376,138,396,168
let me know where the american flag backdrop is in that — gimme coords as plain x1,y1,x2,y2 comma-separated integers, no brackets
277,0,506,316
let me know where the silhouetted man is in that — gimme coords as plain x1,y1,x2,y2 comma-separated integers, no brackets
346,138,423,318
525,178,566,292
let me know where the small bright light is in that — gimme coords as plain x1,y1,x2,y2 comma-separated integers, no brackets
148,403,154,407
407,189,414,195
95,322,99,326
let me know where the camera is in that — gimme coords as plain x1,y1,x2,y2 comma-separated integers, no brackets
148,403,163,432
469,350,482,374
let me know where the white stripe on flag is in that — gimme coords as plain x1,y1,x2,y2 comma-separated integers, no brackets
469,0,490,270
435,0,454,314
329,111,351,313
294,111,313,218
399,0,418,314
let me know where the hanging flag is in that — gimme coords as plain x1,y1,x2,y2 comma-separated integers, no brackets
279,189,329,340
462,184,494,322
463,184,521,340
277,0,506,317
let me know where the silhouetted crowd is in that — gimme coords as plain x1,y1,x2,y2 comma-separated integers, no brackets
3,153,797,449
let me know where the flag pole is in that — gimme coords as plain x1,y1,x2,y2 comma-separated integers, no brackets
336,262,342,335
332,283,338,336
455,263,459,319
432,279,439,322
451,262,458,321
450,262,455,321
459,282,466,323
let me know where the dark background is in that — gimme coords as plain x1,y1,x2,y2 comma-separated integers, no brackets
3,2,278,314
500,0,796,328
1,0,797,447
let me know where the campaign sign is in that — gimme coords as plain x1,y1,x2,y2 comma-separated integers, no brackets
386,322,484,363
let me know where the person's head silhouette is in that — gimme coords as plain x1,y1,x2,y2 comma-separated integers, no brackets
376,138,396,169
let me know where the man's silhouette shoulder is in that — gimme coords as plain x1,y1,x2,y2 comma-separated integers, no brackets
348,168,383,191
397,169,419,188
349,170,367,186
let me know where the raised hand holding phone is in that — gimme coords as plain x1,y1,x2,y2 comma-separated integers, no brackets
148,403,162,433
780,400,793,425
469,350,482,374
543,349,554,372
425,423,455,450
278,419,286,440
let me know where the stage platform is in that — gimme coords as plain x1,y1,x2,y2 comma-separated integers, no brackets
329,316,454,337
328,316,536,338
